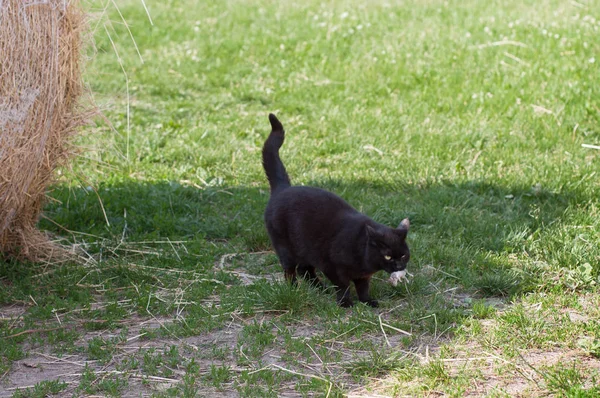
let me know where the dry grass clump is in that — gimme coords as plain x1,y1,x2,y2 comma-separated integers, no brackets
0,0,92,262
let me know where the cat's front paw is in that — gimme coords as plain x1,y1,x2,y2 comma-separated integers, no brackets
339,298,354,308
366,299,379,308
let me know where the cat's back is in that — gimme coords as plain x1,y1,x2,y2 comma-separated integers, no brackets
265,185,358,222
265,185,365,257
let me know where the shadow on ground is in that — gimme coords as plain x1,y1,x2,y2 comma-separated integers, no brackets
36,177,592,296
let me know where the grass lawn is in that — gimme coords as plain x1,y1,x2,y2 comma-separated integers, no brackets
2,0,600,396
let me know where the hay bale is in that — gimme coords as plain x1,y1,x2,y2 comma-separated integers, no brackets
0,0,91,262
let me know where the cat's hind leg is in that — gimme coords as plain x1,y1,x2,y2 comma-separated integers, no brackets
266,228,298,284
273,245,298,285
297,264,325,289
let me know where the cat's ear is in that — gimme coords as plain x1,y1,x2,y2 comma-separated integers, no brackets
366,225,384,246
398,218,410,231
365,225,376,239
396,218,410,239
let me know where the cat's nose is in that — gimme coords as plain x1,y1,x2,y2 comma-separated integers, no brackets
395,262,407,271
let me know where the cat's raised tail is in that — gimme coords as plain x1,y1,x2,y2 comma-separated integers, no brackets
262,113,291,195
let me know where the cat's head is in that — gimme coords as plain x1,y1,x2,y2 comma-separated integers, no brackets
365,218,410,274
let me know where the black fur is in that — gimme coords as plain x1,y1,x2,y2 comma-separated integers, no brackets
262,114,291,195
262,114,411,307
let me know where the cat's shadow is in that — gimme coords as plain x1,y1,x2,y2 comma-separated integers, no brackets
39,178,584,297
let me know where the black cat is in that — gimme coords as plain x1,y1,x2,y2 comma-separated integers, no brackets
262,114,410,307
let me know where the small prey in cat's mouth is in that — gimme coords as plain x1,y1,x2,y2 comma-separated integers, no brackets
389,270,410,287
262,113,411,307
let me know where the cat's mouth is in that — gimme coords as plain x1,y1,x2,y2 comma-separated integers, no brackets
386,262,407,274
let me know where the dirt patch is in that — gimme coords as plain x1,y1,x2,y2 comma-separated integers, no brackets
347,344,600,398
1,309,344,397
1,352,89,397
0,323,241,397
0,303,29,321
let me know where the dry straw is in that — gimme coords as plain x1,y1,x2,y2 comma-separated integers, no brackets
0,0,93,262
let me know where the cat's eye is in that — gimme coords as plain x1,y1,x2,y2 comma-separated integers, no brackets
384,255,392,261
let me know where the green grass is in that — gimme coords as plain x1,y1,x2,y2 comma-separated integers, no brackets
1,0,600,396
11,380,68,398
